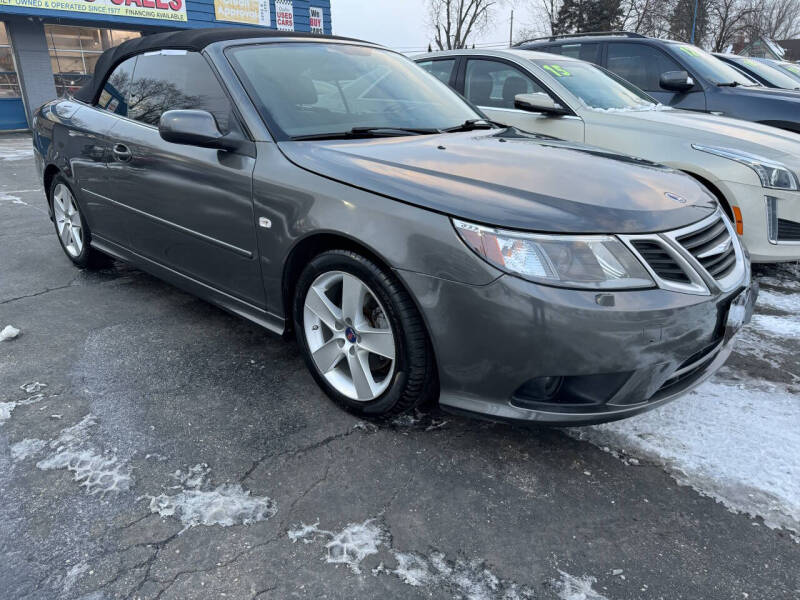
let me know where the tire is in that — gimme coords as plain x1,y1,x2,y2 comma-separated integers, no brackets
293,249,437,417
49,175,108,269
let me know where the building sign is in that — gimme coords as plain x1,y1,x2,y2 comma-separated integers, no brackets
214,0,270,27
309,6,323,34
0,0,188,22
275,0,294,31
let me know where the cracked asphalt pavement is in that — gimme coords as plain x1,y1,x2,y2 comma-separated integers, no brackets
1,133,798,599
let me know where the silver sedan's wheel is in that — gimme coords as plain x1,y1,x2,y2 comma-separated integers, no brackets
52,183,83,258
303,271,396,401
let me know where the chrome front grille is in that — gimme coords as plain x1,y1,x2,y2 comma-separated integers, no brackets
675,215,737,279
620,209,746,295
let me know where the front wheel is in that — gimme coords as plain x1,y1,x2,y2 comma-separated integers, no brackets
293,250,437,417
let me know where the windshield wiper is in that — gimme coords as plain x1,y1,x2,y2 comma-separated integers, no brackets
442,119,502,133
291,126,441,141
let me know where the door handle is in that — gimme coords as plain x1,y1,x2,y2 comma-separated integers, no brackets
112,143,132,162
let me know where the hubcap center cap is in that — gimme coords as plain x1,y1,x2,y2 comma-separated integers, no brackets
344,327,358,344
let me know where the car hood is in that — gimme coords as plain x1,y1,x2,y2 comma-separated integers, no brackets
723,85,800,101
592,108,800,163
278,129,716,234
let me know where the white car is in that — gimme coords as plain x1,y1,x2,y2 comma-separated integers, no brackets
415,49,800,263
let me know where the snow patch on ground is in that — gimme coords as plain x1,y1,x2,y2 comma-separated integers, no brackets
757,289,800,313
35,415,132,496
552,571,608,600
63,562,90,592
10,438,47,460
1,325,20,341
571,379,800,534
0,391,45,426
20,381,47,394
147,464,276,530
0,140,34,161
749,314,800,339
288,519,386,573
289,518,536,597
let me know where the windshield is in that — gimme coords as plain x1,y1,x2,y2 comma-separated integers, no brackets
667,44,757,86
776,61,800,84
228,43,481,140
733,57,800,89
531,59,660,111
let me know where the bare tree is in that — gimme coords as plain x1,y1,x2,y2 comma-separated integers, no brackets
707,0,757,51
741,0,800,40
428,0,498,49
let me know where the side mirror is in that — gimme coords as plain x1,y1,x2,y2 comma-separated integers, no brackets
660,70,695,92
158,109,240,151
514,93,568,115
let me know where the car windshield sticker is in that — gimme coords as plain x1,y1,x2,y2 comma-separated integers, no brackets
679,46,702,57
786,65,800,74
744,59,758,66
543,64,572,77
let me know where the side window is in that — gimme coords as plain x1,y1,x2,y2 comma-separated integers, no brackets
127,51,237,133
465,59,547,109
557,43,600,64
417,59,456,85
96,57,136,117
539,45,562,56
606,43,683,92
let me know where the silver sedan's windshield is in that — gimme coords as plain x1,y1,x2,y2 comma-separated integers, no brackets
228,43,482,140
531,59,660,111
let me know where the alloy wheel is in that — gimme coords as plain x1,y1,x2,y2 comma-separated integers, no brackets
303,271,396,401
52,183,84,258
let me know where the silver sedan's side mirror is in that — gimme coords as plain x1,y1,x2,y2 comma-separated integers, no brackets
158,109,241,151
514,93,569,115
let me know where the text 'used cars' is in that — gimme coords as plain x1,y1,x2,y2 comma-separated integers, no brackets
33,28,756,425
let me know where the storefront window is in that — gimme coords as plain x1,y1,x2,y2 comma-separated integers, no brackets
46,25,140,97
0,23,22,99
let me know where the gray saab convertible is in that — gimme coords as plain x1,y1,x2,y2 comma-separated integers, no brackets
32,29,756,425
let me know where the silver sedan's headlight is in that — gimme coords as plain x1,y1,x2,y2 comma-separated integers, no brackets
692,144,799,191
453,219,654,290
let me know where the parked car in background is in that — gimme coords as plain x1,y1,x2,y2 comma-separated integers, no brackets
713,54,800,90
415,49,800,262
518,32,800,134
33,28,755,425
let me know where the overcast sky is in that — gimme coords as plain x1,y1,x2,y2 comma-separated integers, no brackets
330,0,537,54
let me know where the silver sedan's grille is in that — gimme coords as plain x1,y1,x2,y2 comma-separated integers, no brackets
620,209,746,295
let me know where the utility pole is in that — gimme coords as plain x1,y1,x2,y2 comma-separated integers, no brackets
690,0,699,44
509,9,514,47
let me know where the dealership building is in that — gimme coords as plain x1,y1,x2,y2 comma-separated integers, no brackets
0,0,332,130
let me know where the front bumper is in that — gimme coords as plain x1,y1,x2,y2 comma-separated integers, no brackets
721,181,800,263
399,269,755,426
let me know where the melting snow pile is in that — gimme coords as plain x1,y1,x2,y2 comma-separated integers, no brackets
35,415,132,495
147,464,276,529
1,325,21,341
0,383,47,426
552,571,609,600
289,518,536,598
571,379,800,534
11,438,47,460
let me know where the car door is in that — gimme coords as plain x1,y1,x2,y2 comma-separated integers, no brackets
106,50,265,308
460,57,584,141
68,56,138,247
605,42,706,111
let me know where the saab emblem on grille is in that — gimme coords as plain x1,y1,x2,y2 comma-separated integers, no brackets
665,192,687,204
697,237,733,259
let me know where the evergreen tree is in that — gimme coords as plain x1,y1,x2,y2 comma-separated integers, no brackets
554,0,624,34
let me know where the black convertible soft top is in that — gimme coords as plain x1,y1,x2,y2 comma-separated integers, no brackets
73,27,368,104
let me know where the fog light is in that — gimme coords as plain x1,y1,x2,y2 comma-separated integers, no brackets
517,376,564,401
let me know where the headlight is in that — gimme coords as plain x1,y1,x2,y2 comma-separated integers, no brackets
453,219,654,290
692,144,799,191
